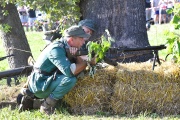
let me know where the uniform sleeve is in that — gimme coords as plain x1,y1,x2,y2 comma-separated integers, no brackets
48,47,75,77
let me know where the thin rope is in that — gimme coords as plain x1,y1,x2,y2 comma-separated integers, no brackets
8,47,31,53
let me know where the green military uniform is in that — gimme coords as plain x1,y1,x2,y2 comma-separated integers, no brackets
28,38,77,100
19,25,90,115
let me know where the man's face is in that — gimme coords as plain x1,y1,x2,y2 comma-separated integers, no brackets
82,26,93,41
82,26,93,35
72,37,85,49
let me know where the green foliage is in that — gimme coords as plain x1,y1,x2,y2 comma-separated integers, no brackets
0,23,12,33
2,10,9,16
0,1,17,7
87,30,112,63
86,30,112,78
0,3,12,33
1,0,81,26
22,0,81,23
166,8,173,15
164,3,180,63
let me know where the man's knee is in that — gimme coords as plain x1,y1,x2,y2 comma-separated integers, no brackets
59,77,77,87
52,77,77,99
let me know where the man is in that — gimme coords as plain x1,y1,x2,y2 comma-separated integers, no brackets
67,19,96,55
19,25,96,115
17,6,28,31
42,17,67,44
151,0,160,24
78,19,96,37
145,0,152,30
28,8,37,31
42,20,62,44
158,0,168,24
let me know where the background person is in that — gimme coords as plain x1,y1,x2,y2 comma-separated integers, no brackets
42,18,67,44
78,19,96,40
145,0,152,30
28,8,37,31
158,0,168,24
166,0,175,22
151,0,160,24
17,6,28,31
78,19,96,50
42,20,60,44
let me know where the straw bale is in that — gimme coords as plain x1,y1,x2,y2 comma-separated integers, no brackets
111,62,180,115
63,65,118,115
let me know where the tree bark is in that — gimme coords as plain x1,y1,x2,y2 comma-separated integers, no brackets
79,0,153,62
0,3,32,68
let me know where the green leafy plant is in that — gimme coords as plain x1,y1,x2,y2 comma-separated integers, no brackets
164,3,180,63
86,29,112,78
87,29,112,63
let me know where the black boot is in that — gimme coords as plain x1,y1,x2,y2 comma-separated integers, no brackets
40,96,57,115
33,99,43,109
18,95,34,112
18,88,34,112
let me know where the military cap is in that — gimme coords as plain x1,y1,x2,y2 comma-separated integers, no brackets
64,25,90,38
78,19,96,32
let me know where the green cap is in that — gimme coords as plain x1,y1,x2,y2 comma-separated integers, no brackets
78,19,96,32
64,25,90,38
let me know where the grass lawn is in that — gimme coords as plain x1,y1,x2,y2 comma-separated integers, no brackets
25,31,46,60
147,24,172,60
147,24,169,46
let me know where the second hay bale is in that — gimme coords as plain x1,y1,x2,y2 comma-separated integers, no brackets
111,62,180,115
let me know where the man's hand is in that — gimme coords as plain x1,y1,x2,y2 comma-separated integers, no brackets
76,56,84,63
79,55,88,61
79,55,97,66
88,56,97,65
69,47,78,55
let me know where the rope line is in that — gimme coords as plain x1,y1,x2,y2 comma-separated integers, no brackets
9,47,32,53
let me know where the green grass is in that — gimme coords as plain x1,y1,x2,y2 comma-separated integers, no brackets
147,24,170,46
0,107,179,120
147,24,172,60
25,31,46,60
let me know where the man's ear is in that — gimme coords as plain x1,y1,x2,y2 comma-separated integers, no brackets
68,37,74,46
69,37,74,42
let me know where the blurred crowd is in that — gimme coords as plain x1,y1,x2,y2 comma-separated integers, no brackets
17,5,46,31
146,0,180,28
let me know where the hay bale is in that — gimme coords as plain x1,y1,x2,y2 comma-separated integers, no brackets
63,65,117,115
111,62,180,115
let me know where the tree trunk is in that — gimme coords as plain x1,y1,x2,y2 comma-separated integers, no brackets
0,3,32,68
79,0,153,62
